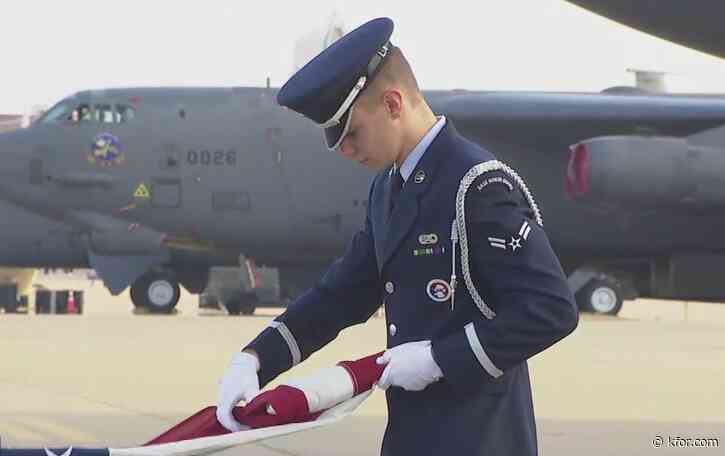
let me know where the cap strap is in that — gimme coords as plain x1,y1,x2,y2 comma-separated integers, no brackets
318,41,391,129
319,76,366,128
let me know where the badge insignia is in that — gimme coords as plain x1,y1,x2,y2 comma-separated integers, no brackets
518,220,532,240
427,279,452,302
414,170,426,184
88,133,125,166
476,176,514,192
418,233,438,245
489,220,531,253
488,237,507,250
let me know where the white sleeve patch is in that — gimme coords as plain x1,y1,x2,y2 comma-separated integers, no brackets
269,320,302,366
465,322,503,379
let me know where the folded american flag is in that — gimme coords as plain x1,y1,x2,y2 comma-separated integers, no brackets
1,352,384,456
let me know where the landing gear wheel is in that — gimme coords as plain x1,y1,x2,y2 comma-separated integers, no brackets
224,292,258,316
130,284,144,308
240,293,258,315
577,278,623,316
131,273,181,313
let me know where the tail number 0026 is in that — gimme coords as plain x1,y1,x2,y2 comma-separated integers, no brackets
187,149,237,166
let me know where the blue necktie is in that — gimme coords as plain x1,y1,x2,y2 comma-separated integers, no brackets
389,169,404,216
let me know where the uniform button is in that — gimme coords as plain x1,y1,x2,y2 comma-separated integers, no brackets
389,324,397,336
385,281,395,294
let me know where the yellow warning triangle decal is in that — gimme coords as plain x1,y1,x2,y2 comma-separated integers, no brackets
134,183,150,198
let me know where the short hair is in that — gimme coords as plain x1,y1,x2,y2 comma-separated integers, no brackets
358,45,422,111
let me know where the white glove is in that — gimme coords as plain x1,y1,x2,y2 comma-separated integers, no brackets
376,340,443,391
216,351,261,431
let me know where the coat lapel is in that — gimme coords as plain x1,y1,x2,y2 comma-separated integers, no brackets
377,121,455,272
384,170,395,221
371,171,390,269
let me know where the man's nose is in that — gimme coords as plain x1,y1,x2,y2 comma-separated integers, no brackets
338,140,354,158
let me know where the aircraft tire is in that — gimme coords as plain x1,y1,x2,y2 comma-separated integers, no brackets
130,284,144,308
223,292,241,316
132,273,181,313
577,278,623,316
224,291,258,316
240,293,258,315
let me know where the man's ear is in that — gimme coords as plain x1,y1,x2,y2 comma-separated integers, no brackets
383,90,403,119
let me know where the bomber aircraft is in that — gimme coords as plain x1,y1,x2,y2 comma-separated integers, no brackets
5,2,725,316
2,83,725,316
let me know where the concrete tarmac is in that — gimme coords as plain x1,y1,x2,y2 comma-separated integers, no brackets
1,272,724,455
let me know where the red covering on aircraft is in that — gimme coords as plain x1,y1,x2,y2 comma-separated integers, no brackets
145,351,384,445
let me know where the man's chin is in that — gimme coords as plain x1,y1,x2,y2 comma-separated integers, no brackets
359,160,388,171
358,159,375,169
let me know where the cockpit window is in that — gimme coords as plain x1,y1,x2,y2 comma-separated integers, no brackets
40,100,136,124
75,103,92,122
40,101,74,123
94,104,115,123
116,104,136,123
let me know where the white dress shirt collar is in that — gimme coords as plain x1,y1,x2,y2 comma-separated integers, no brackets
393,116,446,182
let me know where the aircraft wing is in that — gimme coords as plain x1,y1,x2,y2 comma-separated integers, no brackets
435,92,725,149
564,0,725,59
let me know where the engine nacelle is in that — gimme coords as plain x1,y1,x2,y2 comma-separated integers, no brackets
566,135,725,208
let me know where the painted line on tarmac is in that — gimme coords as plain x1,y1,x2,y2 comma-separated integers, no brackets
10,416,100,444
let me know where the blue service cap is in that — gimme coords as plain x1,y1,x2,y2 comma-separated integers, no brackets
277,17,394,150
